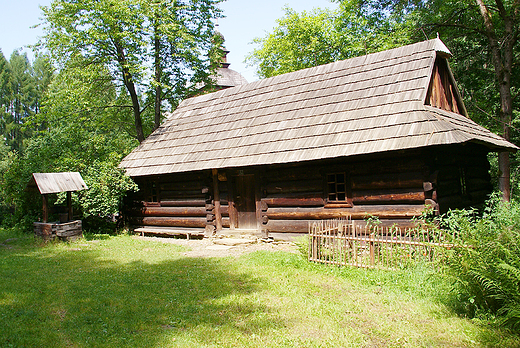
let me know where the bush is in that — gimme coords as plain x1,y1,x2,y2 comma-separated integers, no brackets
0,127,138,233
441,194,520,331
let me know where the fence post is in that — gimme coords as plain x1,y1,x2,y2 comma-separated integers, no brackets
369,232,375,266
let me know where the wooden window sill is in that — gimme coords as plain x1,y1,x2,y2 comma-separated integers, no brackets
324,203,352,209
144,202,161,207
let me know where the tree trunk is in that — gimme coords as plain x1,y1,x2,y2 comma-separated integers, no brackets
475,0,516,201
153,18,162,131
113,38,145,143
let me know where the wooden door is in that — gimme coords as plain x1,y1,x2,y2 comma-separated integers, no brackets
234,175,256,229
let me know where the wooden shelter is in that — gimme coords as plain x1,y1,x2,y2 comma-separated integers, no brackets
120,39,517,240
29,172,88,241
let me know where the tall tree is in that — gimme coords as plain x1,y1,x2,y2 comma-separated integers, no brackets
6,51,36,153
0,51,53,153
0,51,11,142
246,1,415,78
1,57,138,227
32,55,54,115
351,0,519,200
145,0,222,130
41,0,222,142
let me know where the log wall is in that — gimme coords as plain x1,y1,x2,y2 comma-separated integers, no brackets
128,172,212,231
431,144,492,213
126,144,493,238
260,152,430,234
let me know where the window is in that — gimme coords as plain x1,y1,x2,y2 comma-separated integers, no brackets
327,173,347,202
148,182,158,203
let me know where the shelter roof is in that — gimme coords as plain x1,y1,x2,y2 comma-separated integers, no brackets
121,39,517,177
212,66,248,88
29,172,88,195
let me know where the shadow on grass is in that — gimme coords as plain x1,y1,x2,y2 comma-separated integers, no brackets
0,241,278,347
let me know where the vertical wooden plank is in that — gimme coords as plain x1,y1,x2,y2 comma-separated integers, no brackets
67,191,72,221
228,174,237,229
212,169,222,232
254,173,264,237
370,232,375,267
353,225,357,266
332,220,337,266
312,223,318,261
42,194,48,223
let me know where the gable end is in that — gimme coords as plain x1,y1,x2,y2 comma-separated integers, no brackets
425,57,466,116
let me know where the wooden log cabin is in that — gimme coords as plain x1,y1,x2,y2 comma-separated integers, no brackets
120,39,517,240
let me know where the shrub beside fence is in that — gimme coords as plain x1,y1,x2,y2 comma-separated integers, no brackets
308,218,461,269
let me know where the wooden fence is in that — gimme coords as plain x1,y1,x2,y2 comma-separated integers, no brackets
308,219,459,269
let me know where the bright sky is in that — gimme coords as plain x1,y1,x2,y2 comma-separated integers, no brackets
0,0,338,82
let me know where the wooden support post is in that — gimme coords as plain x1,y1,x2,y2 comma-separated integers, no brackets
42,194,48,223
228,175,237,229
67,191,72,222
212,169,222,232
255,173,265,237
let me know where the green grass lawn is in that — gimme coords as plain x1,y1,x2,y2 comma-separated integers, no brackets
1,228,519,348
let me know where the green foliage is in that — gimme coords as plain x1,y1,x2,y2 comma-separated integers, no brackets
247,1,416,78
354,0,520,198
0,63,139,230
247,7,343,78
40,0,222,141
79,160,137,221
0,50,52,154
440,194,520,331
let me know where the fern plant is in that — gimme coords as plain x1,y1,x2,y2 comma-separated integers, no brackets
440,193,520,331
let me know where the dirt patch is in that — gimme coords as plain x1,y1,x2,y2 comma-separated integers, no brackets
133,235,299,258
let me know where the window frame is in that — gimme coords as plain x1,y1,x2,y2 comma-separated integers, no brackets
324,172,352,208
145,181,160,206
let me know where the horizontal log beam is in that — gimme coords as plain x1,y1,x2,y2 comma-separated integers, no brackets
131,217,206,228
160,181,205,191
266,205,425,220
261,197,325,207
264,180,322,195
161,190,205,198
265,220,311,233
160,199,206,207
351,172,424,190
352,189,425,204
266,216,423,234
137,207,206,217
348,157,426,176
219,205,230,216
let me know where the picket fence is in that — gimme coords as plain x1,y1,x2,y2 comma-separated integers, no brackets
308,218,460,269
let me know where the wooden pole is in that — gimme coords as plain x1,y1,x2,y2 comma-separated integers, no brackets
42,194,48,223
212,169,222,232
255,174,264,237
67,191,72,222
228,176,237,229
369,233,375,266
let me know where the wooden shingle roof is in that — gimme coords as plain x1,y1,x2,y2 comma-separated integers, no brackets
121,39,517,177
213,66,248,88
29,172,88,195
